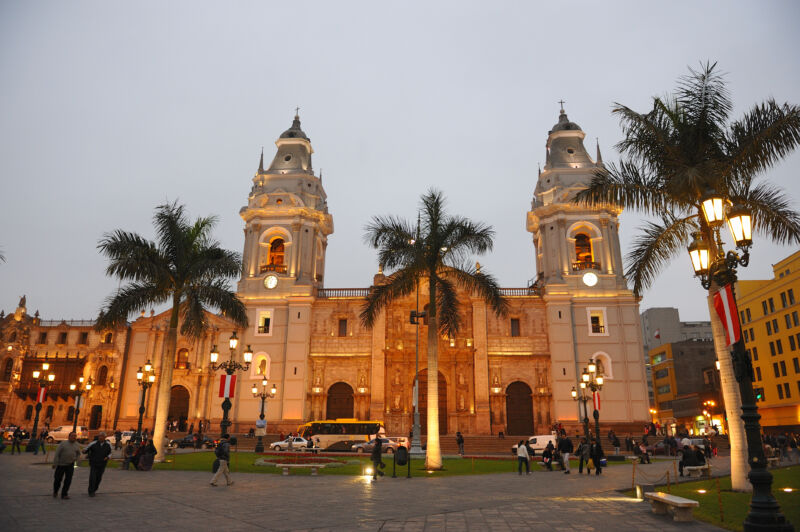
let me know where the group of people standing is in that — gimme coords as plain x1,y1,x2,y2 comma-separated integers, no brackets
516,435,605,476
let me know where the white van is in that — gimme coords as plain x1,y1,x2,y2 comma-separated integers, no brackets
511,433,557,455
47,426,89,443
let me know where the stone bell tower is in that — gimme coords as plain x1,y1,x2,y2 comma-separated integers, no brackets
237,113,333,425
527,106,649,433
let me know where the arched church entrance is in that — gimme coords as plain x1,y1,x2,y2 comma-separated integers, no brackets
505,381,534,435
326,382,354,419
417,370,447,434
89,405,102,430
168,385,190,431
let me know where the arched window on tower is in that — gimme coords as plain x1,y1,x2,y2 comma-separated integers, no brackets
573,233,598,271
261,237,287,274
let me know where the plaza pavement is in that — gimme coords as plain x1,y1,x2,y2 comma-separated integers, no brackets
0,451,729,531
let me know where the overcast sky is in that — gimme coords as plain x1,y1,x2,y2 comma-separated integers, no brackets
1,1,799,323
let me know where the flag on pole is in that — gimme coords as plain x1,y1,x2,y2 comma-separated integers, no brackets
36,386,47,403
592,390,601,411
219,374,236,398
713,283,741,347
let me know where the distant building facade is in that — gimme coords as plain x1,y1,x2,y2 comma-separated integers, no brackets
640,307,712,406
1,110,650,437
649,339,723,435
737,250,800,432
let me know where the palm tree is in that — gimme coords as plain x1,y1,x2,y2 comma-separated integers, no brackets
96,201,247,460
361,189,507,470
576,62,800,491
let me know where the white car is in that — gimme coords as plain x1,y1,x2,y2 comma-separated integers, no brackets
113,431,136,445
269,436,309,451
511,433,558,455
46,426,89,443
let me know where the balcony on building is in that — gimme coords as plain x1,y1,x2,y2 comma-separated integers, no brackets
572,261,601,272
260,263,287,274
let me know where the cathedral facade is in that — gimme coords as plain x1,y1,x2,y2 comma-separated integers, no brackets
0,110,650,437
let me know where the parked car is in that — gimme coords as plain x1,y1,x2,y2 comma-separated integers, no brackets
351,438,398,454
644,441,670,456
46,426,89,443
1,426,30,440
511,433,557,455
270,436,309,451
170,434,217,449
388,436,410,449
113,431,137,445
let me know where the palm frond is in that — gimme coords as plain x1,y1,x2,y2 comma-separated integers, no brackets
360,268,419,329
95,282,170,330
434,275,460,336
625,215,697,297
444,264,508,318
97,230,171,283
735,183,800,245
726,100,800,184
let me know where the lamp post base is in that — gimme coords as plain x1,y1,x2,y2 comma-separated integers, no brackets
255,437,264,453
410,410,423,455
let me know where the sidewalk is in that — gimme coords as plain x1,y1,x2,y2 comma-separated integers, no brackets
0,452,726,531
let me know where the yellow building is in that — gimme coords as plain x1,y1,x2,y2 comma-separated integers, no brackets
649,339,722,435
738,250,800,432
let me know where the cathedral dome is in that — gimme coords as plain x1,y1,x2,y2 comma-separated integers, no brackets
549,109,582,133
279,114,309,140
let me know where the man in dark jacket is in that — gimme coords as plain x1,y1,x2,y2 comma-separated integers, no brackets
84,432,112,496
558,436,573,474
210,434,233,486
589,439,604,475
370,437,385,481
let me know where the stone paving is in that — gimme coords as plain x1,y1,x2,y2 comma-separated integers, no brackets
0,451,728,531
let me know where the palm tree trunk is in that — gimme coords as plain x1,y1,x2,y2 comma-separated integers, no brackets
152,297,180,461
425,281,443,470
707,292,750,492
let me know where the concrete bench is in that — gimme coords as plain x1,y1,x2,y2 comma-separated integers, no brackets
767,456,780,468
279,463,326,476
683,464,711,478
644,491,699,522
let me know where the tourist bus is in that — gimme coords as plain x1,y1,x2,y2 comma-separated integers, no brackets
297,418,385,451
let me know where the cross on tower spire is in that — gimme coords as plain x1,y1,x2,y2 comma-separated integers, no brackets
295,106,300,118
558,99,565,113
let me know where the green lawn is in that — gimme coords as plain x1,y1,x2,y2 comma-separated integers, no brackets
629,466,799,531
149,451,561,477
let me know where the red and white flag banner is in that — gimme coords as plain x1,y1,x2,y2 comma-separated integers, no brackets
36,386,47,403
219,374,236,398
593,390,601,411
713,283,741,347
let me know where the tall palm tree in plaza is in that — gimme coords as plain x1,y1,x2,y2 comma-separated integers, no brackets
96,201,248,460
576,63,800,491
361,189,508,470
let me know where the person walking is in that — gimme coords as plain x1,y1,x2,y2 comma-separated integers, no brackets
612,434,621,455
34,428,48,455
11,427,23,454
577,437,590,474
456,432,465,456
558,435,573,474
113,430,122,450
370,437,385,481
516,440,530,475
210,434,233,487
52,431,81,499
84,432,112,497
589,438,604,475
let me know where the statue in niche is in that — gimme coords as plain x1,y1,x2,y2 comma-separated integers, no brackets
358,373,366,387
394,367,401,385
595,358,605,375
492,374,500,386
393,394,401,410
458,372,464,386
314,373,321,386
458,393,465,411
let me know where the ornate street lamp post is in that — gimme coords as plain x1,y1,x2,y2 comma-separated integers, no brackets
686,192,790,530
570,383,591,442
69,377,92,434
26,359,55,452
209,332,252,437
581,361,603,448
251,379,276,453
135,361,156,443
